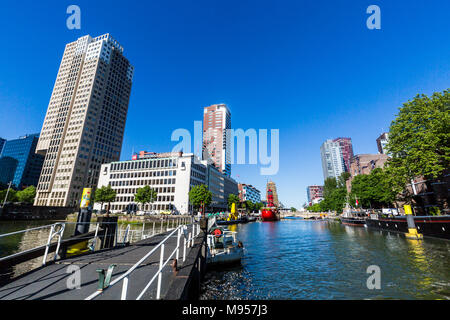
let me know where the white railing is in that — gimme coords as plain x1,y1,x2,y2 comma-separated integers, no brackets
85,221,201,300
0,223,69,265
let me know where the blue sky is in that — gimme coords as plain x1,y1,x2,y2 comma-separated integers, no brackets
0,0,449,208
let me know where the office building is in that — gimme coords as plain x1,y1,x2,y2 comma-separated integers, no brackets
333,137,353,172
238,184,261,203
0,137,5,155
34,34,134,207
202,104,231,176
95,151,238,214
0,134,44,189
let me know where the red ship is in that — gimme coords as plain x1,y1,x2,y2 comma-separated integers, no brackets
261,189,280,221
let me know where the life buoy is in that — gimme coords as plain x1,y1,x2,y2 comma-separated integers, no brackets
211,228,223,237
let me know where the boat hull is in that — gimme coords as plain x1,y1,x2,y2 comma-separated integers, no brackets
365,215,450,240
340,217,366,227
261,209,279,221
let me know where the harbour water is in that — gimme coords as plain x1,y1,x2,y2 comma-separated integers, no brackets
200,218,450,300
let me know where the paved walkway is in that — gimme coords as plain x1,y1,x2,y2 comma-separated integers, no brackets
0,227,196,300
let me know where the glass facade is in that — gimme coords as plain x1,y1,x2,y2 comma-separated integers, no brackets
0,134,44,189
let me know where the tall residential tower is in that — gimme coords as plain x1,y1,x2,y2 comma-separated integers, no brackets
202,104,231,176
34,34,134,207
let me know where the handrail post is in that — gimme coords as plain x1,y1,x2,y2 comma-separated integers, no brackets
53,223,66,261
152,221,155,235
156,243,165,299
42,224,55,266
176,227,180,261
141,223,145,240
121,276,129,300
160,219,163,233
183,237,187,262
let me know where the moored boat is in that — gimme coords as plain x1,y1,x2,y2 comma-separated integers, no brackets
339,208,367,227
261,188,280,222
365,213,450,240
206,225,243,267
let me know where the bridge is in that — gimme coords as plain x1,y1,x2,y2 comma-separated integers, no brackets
0,218,207,300
280,211,335,219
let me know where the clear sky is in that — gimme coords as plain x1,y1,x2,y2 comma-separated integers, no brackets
0,0,449,208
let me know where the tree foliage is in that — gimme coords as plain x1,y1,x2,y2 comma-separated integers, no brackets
349,168,397,209
95,185,117,212
387,90,450,191
227,193,240,210
16,186,36,203
189,184,212,210
135,186,157,209
319,173,349,213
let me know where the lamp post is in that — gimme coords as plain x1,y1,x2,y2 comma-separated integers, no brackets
2,181,12,208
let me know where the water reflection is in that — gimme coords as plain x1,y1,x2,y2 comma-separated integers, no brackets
200,220,450,300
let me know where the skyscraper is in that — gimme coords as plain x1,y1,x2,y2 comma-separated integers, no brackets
333,137,353,172
34,34,134,207
320,139,346,180
0,134,44,189
202,104,231,176
0,138,5,155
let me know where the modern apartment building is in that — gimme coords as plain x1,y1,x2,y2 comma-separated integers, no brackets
34,34,134,207
376,132,389,154
238,184,261,204
333,137,353,172
202,104,231,177
306,185,324,205
266,180,280,207
95,151,238,214
0,134,44,189
320,139,345,180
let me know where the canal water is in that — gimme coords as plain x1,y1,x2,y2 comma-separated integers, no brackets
200,219,450,300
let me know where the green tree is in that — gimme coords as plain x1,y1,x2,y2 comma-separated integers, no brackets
227,193,240,210
308,203,321,212
0,188,17,203
290,207,297,212
189,184,212,212
245,200,255,213
387,90,450,200
95,185,117,214
320,173,349,214
16,186,36,204
135,186,157,212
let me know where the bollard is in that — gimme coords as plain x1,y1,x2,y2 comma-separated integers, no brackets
404,205,423,240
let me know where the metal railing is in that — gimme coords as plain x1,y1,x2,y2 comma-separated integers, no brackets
85,221,201,300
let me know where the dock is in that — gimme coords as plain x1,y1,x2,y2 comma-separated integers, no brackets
0,223,207,300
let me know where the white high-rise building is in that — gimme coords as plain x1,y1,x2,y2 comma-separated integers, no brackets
34,34,134,207
320,139,346,180
202,104,232,176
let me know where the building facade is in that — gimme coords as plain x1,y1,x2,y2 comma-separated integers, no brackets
333,137,353,172
376,132,389,154
95,152,238,214
238,184,261,203
202,104,231,177
320,139,345,180
0,138,5,155
345,154,390,193
34,34,134,207
306,185,324,205
0,134,44,189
